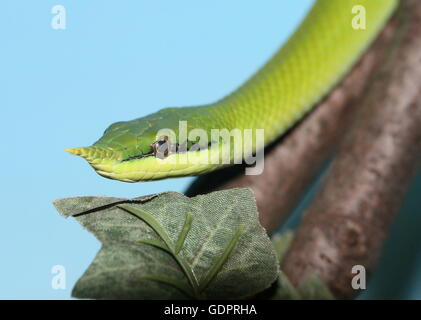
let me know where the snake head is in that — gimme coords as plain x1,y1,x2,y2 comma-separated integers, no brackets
66,106,220,182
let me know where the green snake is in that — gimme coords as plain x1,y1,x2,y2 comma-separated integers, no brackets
67,0,398,182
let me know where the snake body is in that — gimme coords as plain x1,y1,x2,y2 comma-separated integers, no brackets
67,0,398,182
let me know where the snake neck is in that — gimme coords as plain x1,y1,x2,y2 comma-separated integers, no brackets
204,0,397,145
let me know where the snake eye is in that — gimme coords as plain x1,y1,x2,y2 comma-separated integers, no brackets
151,136,171,159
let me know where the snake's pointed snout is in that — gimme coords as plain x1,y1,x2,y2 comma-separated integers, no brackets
65,147,82,156
65,146,122,164
65,147,95,163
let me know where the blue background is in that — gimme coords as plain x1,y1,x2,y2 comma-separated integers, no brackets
2,0,420,299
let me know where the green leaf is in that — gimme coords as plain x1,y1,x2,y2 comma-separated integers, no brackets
271,231,294,263
53,188,279,299
297,274,335,300
270,271,301,300
139,274,196,299
137,238,170,253
198,224,245,293
175,212,193,254
255,232,300,300
117,205,200,298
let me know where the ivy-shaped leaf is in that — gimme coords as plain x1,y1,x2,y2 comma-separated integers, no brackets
53,188,279,299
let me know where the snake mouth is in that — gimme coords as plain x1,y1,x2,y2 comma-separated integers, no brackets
65,141,222,181
65,137,219,182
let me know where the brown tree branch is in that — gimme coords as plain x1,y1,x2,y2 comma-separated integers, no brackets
186,9,400,235
281,0,421,299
